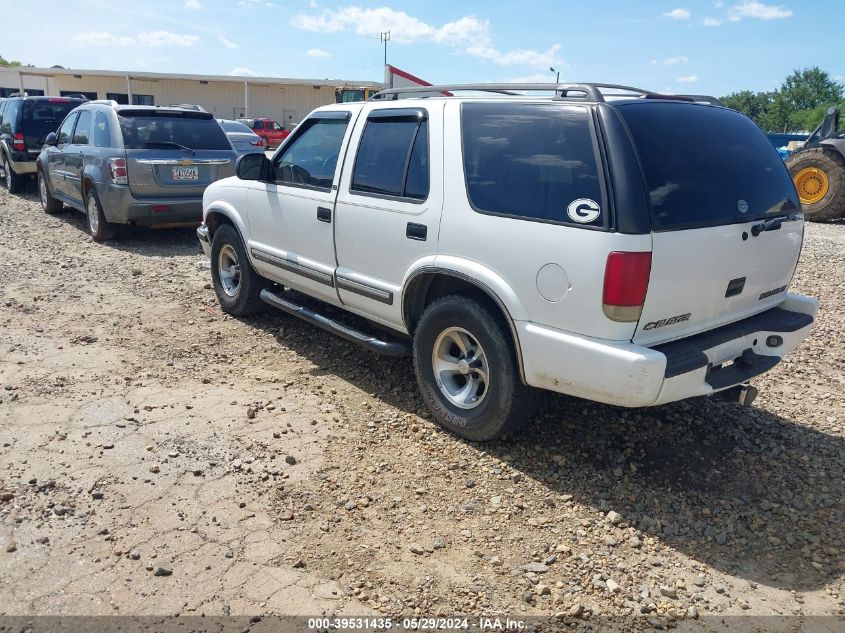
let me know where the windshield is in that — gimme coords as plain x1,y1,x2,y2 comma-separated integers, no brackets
21,101,79,140
118,114,231,150
617,102,799,230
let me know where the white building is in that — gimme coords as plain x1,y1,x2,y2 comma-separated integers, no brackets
0,66,382,129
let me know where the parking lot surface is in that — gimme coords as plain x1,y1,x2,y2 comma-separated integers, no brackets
0,186,842,627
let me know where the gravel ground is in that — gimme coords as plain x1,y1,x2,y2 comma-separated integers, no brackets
0,182,842,630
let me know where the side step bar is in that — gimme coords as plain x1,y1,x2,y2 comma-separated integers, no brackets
260,289,411,357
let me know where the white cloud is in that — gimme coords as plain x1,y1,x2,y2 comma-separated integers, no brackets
833,74,843,81
229,67,260,76
677,75,699,83
218,36,238,49
185,0,202,8
291,7,564,68
663,8,691,19
728,1,792,20
138,31,200,47
73,31,136,47
307,48,331,58
663,55,689,65
703,17,723,25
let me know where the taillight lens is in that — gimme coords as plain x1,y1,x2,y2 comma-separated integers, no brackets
13,133,25,151
602,251,652,322
108,157,127,185
251,139,264,147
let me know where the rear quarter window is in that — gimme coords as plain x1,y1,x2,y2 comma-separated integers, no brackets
461,102,604,227
118,114,231,150
617,102,800,230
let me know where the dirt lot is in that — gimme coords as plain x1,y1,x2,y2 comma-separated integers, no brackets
0,183,843,629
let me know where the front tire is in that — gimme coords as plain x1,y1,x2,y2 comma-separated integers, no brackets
39,170,62,214
786,147,845,221
3,156,25,194
412,295,538,442
85,188,116,242
210,223,267,316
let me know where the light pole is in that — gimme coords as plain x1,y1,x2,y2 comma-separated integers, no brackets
550,66,559,83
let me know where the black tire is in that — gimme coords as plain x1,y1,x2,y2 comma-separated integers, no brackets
412,295,539,442
210,223,268,316
38,169,62,214
786,147,845,221
3,155,25,194
84,187,116,242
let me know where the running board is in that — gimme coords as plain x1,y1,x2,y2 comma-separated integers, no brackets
260,289,411,357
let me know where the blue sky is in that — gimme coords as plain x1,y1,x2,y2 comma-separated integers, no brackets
3,0,843,96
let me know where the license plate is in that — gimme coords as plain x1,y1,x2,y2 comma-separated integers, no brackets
172,166,199,181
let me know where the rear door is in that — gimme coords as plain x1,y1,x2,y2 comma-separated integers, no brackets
334,104,442,327
614,102,804,346
118,110,235,198
64,109,92,204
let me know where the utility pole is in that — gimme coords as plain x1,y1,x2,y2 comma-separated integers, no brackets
550,66,560,83
380,31,390,66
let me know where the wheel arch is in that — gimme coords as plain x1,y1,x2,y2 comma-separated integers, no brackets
204,201,248,240
402,263,528,383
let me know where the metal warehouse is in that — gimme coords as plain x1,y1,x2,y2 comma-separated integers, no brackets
0,66,382,129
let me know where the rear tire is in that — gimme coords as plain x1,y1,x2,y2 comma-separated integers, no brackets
786,147,845,221
210,223,268,316
85,188,116,242
412,295,538,442
39,170,62,214
3,155,25,194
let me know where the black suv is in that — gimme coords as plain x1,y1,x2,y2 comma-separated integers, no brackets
0,94,87,193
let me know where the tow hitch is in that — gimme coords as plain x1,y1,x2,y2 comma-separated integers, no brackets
718,384,759,407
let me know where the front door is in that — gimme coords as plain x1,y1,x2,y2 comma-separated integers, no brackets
246,110,357,305
63,109,92,204
49,111,78,198
333,103,443,330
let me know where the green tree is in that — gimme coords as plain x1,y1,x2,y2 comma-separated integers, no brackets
779,67,843,112
720,90,773,126
0,54,25,67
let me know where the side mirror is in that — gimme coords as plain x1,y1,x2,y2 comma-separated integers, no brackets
236,153,271,181
45,132,58,147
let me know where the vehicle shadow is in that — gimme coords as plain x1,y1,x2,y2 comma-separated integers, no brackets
246,304,843,594
25,189,203,258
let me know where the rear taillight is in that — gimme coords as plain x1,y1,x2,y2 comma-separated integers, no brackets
108,157,127,185
12,133,25,151
251,139,264,147
602,251,652,322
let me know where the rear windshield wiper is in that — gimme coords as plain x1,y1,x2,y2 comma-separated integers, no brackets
143,141,195,155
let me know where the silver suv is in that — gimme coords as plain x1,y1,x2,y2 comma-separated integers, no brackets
37,102,236,241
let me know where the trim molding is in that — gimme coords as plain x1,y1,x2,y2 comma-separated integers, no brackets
250,248,335,287
336,276,394,305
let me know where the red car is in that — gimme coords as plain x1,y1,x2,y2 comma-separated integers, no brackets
237,117,290,149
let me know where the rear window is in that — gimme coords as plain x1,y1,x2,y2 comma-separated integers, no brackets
118,113,231,150
20,100,78,138
220,120,252,133
461,103,604,226
617,103,799,230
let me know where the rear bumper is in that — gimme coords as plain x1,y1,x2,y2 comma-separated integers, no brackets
9,157,37,174
100,185,203,226
519,293,818,407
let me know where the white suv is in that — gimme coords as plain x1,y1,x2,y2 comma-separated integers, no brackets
197,83,818,441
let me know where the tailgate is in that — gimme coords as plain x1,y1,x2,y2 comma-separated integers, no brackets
125,149,234,198
634,220,802,345
614,101,804,346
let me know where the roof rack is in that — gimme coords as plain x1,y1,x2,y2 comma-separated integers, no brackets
88,99,120,107
369,82,722,106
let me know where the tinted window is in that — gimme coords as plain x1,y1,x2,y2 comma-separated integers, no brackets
21,100,78,139
132,94,154,106
118,114,231,150
352,115,428,200
72,110,92,144
94,111,112,147
3,100,21,132
274,117,348,189
617,103,799,230
57,113,78,145
461,103,603,225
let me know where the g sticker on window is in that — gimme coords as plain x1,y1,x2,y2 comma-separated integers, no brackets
566,198,601,223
